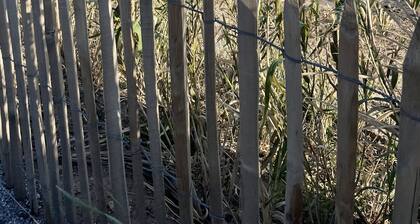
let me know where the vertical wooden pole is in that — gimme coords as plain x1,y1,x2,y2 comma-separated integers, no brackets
393,19,420,224
335,0,359,223
73,0,107,222
21,0,52,217
203,0,224,223
0,50,11,189
237,0,260,223
0,0,26,201
6,0,38,212
31,0,61,221
140,0,166,222
97,0,131,222
283,0,304,223
56,0,93,222
118,0,146,221
168,0,193,223
42,0,74,222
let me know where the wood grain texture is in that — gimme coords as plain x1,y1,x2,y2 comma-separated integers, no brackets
5,0,37,211
73,0,107,222
140,0,167,223
237,0,260,223
31,0,61,221
393,19,420,224
203,0,224,223
97,0,131,222
56,0,92,222
335,0,359,223
0,0,26,201
20,0,51,217
168,0,193,223
284,0,305,223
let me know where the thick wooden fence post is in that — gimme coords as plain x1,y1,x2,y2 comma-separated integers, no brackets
118,0,146,221
42,0,74,221
203,0,224,223
393,19,420,223
6,0,38,212
140,0,166,223
335,0,359,223
31,0,61,221
168,0,193,223
73,0,107,222
97,0,131,222
0,51,11,188
237,0,260,223
0,0,26,201
284,0,304,223
57,0,92,222
21,0,52,218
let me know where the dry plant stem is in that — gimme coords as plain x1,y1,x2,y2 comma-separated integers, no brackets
31,0,61,221
5,0,38,213
168,0,193,223
73,0,107,222
0,0,26,201
20,0,52,218
139,0,166,222
0,48,11,189
98,0,131,223
57,0,93,222
392,19,420,224
118,0,146,221
237,0,260,223
203,0,224,223
284,0,304,223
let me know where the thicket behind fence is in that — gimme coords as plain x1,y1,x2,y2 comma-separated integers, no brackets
0,0,419,223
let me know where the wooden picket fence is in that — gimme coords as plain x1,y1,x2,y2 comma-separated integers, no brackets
0,0,419,223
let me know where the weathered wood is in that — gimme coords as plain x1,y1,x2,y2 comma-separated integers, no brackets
237,0,260,223
203,0,224,223
20,0,52,217
392,19,420,224
335,0,359,223
56,0,92,222
42,0,74,222
168,1,193,223
31,0,61,221
118,0,146,221
0,50,11,188
283,0,304,223
97,0,131,222
140,0,166,222
73,0,107,222
0,0,26,201
6,0,38,212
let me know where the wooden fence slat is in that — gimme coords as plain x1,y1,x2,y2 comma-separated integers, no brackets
20,0,52,218
203,0,224,223
335,0,359,223
31,0,61,221
73,0,107,222
0,50,11,188
140,0,167,223
237,0,260,223
118,0,146,221
0,0,26,201
6,0,38,212
168,1,193,223
392,19,420,223
57,0,92,222
42,0,74,222
283,0,304,223
97,0,131,223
